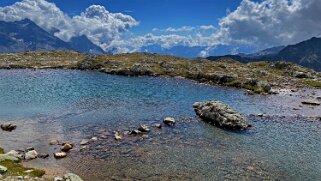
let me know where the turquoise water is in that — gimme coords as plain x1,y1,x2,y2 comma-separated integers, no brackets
0,69,321,180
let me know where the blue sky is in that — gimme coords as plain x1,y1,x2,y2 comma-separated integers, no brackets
0,0,243,36
0,0,320,57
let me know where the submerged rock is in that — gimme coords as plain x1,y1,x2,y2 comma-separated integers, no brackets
302,99,321,106
49,139,59,145
0,123,17,132
193,100,249,130
163,117,176,126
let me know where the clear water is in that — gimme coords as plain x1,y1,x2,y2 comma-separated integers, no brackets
0,69,321,180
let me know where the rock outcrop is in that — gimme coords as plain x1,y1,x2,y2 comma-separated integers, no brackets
193,101,249,130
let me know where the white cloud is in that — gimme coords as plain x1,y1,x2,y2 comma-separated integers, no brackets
0,0,138,52
126,0,321,55
153,25,216,32
217,0,321,47
1,0,321,56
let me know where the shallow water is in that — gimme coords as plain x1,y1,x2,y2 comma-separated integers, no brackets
0,69,321,180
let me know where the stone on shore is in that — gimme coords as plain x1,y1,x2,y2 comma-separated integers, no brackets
25,150,38,160
163,117,176,126
302,99,321,106
0,154,19,162
0,165,7,174
193,100,249,130
63,173,84,181
5,150,24,160
0,123,17,132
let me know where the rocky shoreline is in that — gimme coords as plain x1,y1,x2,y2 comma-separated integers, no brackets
0,51,320,94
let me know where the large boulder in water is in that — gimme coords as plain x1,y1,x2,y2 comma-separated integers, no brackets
193,100,249,130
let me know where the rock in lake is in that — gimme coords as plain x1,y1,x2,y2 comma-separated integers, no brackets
193,101,249,130
138,125,150,132
155,123,162,129
163,117,176,126
0,165,7,174
114,132,122,140
302,99,321,106
0,123,17,132
25,150,38,160
38,153,49,159
54,152,67,159
128,130,141,135
91,137,98,142
61,143,73,152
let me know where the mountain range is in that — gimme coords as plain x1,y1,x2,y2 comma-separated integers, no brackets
207,37,321,71
0,19,320,71
0,19,104,54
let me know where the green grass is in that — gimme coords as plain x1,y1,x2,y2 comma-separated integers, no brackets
0,160,45,177
0,147,4,154
302,80,321,87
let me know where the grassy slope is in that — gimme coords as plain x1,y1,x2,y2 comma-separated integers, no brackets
0,51,320,93
0,147,45,178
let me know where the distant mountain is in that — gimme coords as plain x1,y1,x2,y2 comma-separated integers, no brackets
141,45,205,58
278,37,321,70
248,46,285,57
0,19,105,54
208,37,321,71
141,44,256,58
69,35,105,54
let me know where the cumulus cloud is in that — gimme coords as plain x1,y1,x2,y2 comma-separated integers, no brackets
153,25,216,32
217,0,321,47
1,0,321,55
0,0,138,52
128,0,321,56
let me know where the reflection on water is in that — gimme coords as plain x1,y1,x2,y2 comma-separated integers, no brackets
0,69,321,180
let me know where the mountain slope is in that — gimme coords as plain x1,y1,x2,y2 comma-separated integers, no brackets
208,37,321,71
0,19,105,54
0,19,72,53
278,37,321,70
69,35,105,54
